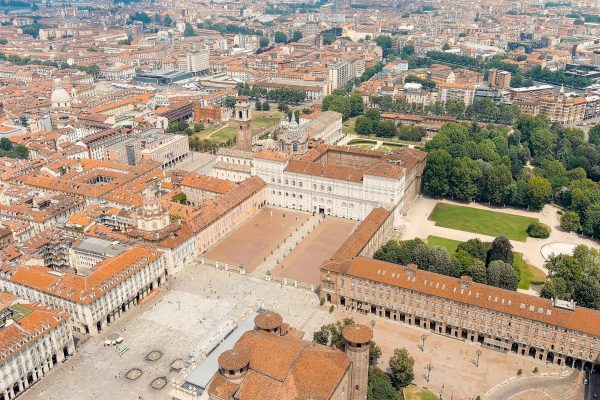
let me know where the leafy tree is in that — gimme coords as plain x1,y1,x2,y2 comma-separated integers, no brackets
487,260,519,290
291,30,303,43
388,348,414,389
526,176,552,210
0,38,7,45
460,258,488,284
323,95,352,120
560,211,581,232
572,277,600,309
590,124,600,146
369,343,382,366
428,246,461,277
224,96,236,109
485,164,514,205
487,236,513,266
457,238,489,262
442,42,450,51
375,120,396,138
349,92,364,117
183,23,196,37
355,116,374,135
259,36,269,47
375,35,393,56
449,157,483,201
274,31,288,43
401,44,414,57
163,15,173,26
526,222,550,238
130,11,150,24
542,245,600,308
424,150,452,197
368,368,401,400
312,318,355,349
262,101,270,111
365,108,381,122
530,128,557,162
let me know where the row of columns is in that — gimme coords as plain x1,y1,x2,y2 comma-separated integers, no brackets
93,276,163,335
2,353,61,400
345,298,594,371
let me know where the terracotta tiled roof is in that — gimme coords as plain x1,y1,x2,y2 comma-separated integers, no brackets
254,311,283,331
322,256,600,338
180,173,236,194
10,247,162,305
341,324,373,344
0,302,69,364
333,207,390,260
218,348,250,371
218,330,351,400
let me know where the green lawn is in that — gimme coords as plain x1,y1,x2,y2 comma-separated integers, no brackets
514,253,546,289
343,117,357,134
427,235,546,289
252,110,283,133
404,385,439,400
429,203,538,242
211,126,237,144
427,236,461,253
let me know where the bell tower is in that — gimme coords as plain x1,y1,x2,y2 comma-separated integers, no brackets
231,96,252,150
342,324,372,400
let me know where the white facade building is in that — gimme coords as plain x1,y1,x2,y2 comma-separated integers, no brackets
0,296,75,400
251,145,427,223
0,247,167,335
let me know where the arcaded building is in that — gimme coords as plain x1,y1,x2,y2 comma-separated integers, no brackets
0,293,74,400
321,210,600,371
204,311,372,400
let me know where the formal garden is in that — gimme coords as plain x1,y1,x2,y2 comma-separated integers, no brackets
428,203,539,242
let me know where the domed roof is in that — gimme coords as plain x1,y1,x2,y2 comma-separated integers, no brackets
254,311,283,331
218,348,250,371
51,88,71,103
342,324,373,344
51,78,71,104
262,137,278,151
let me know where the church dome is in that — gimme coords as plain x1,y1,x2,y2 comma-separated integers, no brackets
51,78,71,104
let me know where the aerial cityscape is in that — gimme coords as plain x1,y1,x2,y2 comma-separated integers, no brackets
0,0,599,399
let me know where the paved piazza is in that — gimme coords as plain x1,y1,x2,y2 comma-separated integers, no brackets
21,262,571,400
273,217,358,285
22,265,322,400
333,308,565,400
204,207,309,273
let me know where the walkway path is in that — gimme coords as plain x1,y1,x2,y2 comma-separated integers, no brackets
400,197,599,274
203,123,229,140
484,370,583,400
250,213,323,278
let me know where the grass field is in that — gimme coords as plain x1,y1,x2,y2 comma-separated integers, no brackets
514,253,546,289
194,110,282,145
404,385,439,400
426,236,461,253
343,117,357,134
429,203,538,242
251,110,283,133
426,235,546,289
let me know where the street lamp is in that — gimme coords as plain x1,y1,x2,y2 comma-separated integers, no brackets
426,363,433,382
421,333,428,352
476,349,482,367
